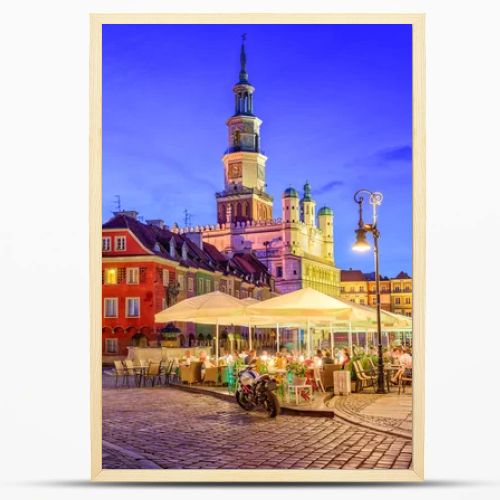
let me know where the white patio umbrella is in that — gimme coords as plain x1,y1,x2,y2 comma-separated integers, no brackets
247,288,357,357
154,291,247,360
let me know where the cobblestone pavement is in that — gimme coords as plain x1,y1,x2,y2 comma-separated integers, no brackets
327,392,413,438
102,384,412,470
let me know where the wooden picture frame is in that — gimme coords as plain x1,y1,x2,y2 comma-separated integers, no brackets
90,13,425,482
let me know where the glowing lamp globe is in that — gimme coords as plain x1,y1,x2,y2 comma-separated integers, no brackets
352,229,371,252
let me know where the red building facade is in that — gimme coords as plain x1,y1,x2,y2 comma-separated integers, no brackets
102,212,274,359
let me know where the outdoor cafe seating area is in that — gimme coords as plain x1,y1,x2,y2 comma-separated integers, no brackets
111,342,413,405
109,287,413,405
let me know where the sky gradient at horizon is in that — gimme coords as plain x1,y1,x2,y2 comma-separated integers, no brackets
103,24,412,277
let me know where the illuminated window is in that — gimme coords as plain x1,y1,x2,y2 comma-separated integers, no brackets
105,338,118,354
102,237,111,252
104,268,117,285
104,298,118,318
126,268,139,284
115,236,126,251
126,298,140,317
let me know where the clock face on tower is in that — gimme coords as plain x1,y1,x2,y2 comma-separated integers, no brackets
228,162,242,179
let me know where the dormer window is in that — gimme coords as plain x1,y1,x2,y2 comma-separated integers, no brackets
115,236,126,251
181,242,188,261
153,242,161,253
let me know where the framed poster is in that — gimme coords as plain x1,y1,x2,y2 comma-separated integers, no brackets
90,13,425,482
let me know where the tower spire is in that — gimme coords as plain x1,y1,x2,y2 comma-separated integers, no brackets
239,33,248,83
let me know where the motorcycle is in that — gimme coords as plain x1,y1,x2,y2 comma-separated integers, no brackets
235,365,281,418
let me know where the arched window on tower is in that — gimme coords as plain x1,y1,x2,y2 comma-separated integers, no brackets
233,130,240,148
219,203,226,223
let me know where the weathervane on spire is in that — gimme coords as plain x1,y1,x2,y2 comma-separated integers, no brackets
239,33,248,82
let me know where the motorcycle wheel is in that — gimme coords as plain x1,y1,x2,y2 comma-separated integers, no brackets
236,389,255,411
264,391,280,418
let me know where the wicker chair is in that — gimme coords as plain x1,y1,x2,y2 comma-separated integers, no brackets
113,360,126,387
143,361,162,387
321,364,341,391
123,359,141,387
398,369,412,394
202,365,220,385
180,361,202,385
353,360,376,393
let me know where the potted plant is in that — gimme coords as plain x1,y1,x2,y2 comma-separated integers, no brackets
287,362,307,386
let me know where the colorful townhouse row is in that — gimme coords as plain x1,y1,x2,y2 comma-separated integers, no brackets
102,211,274,358
339,269,413,317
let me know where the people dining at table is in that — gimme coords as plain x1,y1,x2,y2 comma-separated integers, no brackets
390,346,412,384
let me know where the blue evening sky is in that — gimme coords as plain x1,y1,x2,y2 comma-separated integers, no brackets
103,24,412,278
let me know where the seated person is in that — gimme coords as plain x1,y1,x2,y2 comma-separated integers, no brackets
323,350,335,365
199,351,215,380
180,350,193,366
391,347,412,383
244,349,256,365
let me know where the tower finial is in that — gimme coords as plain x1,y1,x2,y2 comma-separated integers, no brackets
239,33,248,83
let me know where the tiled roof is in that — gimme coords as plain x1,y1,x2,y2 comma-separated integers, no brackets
102,214,271,286
340,269,366,282
394,271,411,279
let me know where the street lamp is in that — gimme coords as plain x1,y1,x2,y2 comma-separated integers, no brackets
352,189,386,394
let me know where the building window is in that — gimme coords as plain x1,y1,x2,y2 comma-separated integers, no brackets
340,287,345,292
372,298,376,305
104,268,117,285
162,269,169,286
205,279,211,292
115,236,126,251
126,298,140,317
162,297,167,310
105,338,118,354
178,276,184,291
187,277,194,292
394,286,401,292
404,286,411,292
360,298,365,305
395,298,401,305
276,266,283,278
359,286,365,292
102,237,111,252
350,287,354,292
405,298,411,304
126,268,139,284
213,280,219,291
198,278,204,293
103,298,118,318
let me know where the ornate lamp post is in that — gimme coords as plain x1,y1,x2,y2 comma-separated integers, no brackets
352,189,386,394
